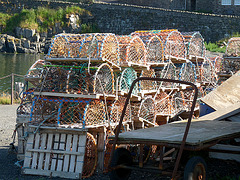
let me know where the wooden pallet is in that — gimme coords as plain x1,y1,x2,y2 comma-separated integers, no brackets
23,127,87,179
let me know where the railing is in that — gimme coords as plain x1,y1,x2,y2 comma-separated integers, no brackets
0,73,25,104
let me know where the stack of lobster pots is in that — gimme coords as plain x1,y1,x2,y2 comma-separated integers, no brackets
16,29,219,179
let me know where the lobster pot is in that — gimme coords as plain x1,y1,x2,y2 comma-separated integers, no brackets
116,35,131,65
146,36,164,64
37,63,115,95
30,98,91,127
126,35,147,65
179,61,197,83
158,62,177,88
25,59,46,86
211,56,222,73
154,91,172,116
130,31,155,42
180,89,196,111
159,30,186,59
171,91,184,115
139,69,157,91
109,97,131,125
200,58,217,85
138,97,156,124
47,33,120,66
84,100,106,126
119,68,138,95
183,32,206,58
225,37,240,57
37,65,69,92
93,63,115,95
220,57,240,75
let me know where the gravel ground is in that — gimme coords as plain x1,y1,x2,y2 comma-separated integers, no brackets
0,105,239,180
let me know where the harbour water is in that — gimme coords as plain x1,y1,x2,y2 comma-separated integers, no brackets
0,53,44,92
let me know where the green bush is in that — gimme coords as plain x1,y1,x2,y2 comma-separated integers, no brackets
205,42,226,53
3,6,96,34
0,13,11,27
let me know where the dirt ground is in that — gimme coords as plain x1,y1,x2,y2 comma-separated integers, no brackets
0,104,239,180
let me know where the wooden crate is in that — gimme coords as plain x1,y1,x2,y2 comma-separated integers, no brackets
22,127,87,179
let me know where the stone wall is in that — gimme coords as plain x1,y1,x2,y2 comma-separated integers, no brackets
1,0,240,42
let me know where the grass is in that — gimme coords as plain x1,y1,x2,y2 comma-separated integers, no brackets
205,42,226,53
0,92,11,104
2,6,98,34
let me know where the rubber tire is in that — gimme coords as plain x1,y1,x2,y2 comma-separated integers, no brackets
109,148,133,180
184,156,207,180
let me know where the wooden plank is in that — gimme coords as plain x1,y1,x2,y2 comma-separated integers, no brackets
16,116,30,123
69,134,78,172
17,124,24,154
75,133,87,175
63,134,73,172
201,70,240,110
109,120,240,146
31,133,40,169
57,134,66,172
23,169,80,179
38,133,47,170
97,128,106,171
44,133,53,170
27,148,84,156
51,134,60,171
23,134,34,169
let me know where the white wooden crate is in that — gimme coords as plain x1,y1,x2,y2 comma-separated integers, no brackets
22,127,87,179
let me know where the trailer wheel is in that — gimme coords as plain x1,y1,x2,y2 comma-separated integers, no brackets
109,148,132,180
184,156,207,180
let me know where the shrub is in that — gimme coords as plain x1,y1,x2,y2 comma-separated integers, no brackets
205,42,226,53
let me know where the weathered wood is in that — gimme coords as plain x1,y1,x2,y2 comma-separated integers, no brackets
23,128,87,179
69,134,78,172
109,120,240,146
201,70,240,110
44,133,53,170
97,127,106,171
37,133,47,170
31,133,40,169
23,134,34,169
63,134,72,172
17,124,24,154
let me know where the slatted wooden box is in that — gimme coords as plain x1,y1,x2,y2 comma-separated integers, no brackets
22,126,87,179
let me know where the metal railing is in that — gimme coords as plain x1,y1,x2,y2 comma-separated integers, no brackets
0,73,25,104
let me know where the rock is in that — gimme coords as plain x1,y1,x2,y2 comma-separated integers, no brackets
0,36,6,52
21,38,30,49
16,46,26,53
5,36,16,53
23,28,35,39
15,27,23,38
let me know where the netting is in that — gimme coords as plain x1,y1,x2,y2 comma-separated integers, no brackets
119,68,138,95
82,132,98,178
180,89,196,111
156,30,186,59
154,91,172,116
158,62,177,88
211,56,222,74
131,31,164,64
139,69,157,91
17,90,34,116
220,57,240,75
47,33,120,66
109,96,131,125
138,97,156,124
29,97,108,127
225,37,240,57
179,61,197,83
37,63,115,95
83,100,106,126
200,58,218,85
171,91,184,115
25,59,46,86
182,32,206,57
116,35,131,65
126,35,147,65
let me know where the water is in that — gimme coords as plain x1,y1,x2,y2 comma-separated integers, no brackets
0,53,44,92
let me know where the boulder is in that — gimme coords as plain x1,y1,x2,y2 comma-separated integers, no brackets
23,28,35,39
21,38,30,49
5,36,16,53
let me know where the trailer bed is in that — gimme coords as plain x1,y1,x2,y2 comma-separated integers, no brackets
110,120,240,149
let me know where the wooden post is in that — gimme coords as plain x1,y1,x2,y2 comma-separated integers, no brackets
11,73,14,105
